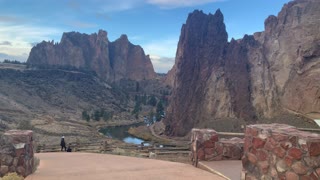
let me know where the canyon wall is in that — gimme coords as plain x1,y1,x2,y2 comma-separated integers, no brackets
165,0,320,136
27,30,156,82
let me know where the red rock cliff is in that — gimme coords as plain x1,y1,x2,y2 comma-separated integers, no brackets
165,0,320,136
109,35,156,81
27,30,156,82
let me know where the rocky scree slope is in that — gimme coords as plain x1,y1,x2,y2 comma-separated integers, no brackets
0,66,129,131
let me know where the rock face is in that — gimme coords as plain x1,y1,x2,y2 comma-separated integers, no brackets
165,0,320,136
109,35,156,81
27,30,156,82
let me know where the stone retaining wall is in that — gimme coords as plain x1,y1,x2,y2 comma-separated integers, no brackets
0,130,34,177
191,129,244,161
242,124,320,179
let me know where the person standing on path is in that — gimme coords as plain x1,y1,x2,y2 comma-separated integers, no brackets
60,136,66,151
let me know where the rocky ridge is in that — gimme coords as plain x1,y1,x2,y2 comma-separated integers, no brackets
27,30,156,82
165,0,320,136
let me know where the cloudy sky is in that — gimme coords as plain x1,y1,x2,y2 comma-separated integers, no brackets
0,0,290,73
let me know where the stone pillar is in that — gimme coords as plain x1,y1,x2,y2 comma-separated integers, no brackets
0,130,34,177
191,129,244,161
242,124,320,179
191,129,219,161
215,137,244,160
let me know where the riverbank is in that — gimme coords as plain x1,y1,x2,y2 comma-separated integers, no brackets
127,121,189,146
128,125,170,144
94,118,144,137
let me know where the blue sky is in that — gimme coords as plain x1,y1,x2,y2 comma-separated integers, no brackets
0,0,291,73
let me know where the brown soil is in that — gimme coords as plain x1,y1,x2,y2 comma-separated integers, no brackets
25,153,223,180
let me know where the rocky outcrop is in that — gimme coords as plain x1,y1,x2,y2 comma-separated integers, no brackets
109,35,156,81
165,0,320,136
27,30,156,82
166,9,229,136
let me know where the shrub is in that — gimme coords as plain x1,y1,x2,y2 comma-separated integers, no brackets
2,59,26,65
1,173,24,180
102,111,113,121
17,120,33,130
92,110,100,121
81,111,90,122
147,95,157,106
156,101,164,121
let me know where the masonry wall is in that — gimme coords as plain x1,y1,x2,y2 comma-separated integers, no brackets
191,128,243,161
242,124,320,179
0,130,34,177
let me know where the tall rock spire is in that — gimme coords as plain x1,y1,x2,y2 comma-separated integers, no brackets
165,0,320,136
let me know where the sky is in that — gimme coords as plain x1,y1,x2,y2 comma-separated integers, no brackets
0,0,291,73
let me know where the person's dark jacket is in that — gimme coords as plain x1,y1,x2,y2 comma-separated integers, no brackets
60,139,66,147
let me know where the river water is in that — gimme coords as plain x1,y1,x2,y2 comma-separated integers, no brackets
99,123,147,145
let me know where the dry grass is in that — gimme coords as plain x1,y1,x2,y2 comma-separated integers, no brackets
257,113,319,129
195,113,319,133
0,173,24,180
128,126,153,141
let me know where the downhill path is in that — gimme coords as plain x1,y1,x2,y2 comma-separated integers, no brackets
26,153,224,180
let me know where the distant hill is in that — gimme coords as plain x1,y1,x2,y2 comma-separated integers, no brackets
0,61,170,143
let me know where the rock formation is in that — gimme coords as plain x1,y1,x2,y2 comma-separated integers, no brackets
27,30,156,82
165,0,320,136
109,34,155,81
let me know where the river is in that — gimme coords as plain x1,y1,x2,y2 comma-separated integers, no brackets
99,123,148,145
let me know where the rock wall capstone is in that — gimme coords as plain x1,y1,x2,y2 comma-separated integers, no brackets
242,124,320,179
0,130,34,177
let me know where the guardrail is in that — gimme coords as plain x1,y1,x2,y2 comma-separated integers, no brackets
36,127,320,156
36,141,190,156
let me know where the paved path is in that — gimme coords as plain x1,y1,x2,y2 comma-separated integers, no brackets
26,153,224,180
199,160,242,180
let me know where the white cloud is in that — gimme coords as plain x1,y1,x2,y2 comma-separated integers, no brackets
143,38,178,57
129,35,143,41
67,21,97,28
146,0,222,8
0,15,23,23
0,52,27,61
149,55,175,73
0,24,62,61
71,0,144,13
67,0,221,13
142,38,178,73
0,41,12,46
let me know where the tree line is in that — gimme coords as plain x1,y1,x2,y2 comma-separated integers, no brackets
2,59,26,64
132,94,165,121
